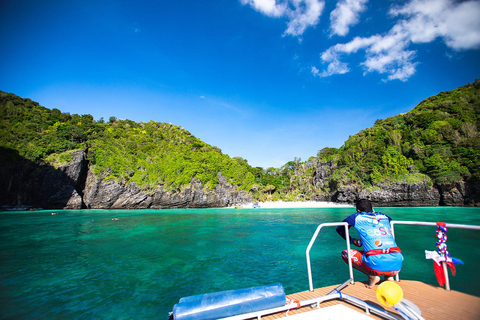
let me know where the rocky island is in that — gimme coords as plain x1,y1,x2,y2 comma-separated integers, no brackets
1,80,479,209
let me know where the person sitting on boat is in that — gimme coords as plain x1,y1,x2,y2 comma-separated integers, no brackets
336,199,404,289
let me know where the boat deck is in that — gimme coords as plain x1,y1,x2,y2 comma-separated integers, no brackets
262,280,480,320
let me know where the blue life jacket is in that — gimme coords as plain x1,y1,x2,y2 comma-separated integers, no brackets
338,212,404,271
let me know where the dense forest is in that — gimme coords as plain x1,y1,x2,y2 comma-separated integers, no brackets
1,80,479,202
312,80,480,198
0,93,257,194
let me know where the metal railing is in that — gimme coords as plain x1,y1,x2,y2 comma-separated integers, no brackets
391,221,480,290
306,222,354,291
306,220,480,292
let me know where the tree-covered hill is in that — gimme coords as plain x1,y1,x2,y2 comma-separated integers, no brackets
313,80,480,196
1,80,479,205
0,92,255,194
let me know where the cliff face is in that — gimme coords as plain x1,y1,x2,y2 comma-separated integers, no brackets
2,150,479,210
0,149,252,210
83,168,251,209
312,160,480,206
0,148,86,209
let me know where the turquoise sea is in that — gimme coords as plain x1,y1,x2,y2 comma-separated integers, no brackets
1,207,479,319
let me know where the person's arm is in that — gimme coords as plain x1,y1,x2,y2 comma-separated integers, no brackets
336,214,361,247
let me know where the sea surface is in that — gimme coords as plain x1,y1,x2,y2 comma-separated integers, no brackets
1,207,479,319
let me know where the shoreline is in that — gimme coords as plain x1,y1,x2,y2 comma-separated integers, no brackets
2,201,353,211
237,201,353,209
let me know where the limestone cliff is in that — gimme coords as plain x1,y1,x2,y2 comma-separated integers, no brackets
0,149,252,210
2,150,479,210
312,159,480,206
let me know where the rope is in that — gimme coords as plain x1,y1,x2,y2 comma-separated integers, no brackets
284,297,301,316
436,222,449,259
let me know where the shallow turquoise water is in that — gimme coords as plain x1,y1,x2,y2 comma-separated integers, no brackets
1,207,479,319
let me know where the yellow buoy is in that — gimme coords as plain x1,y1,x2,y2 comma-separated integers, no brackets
376,281,403,307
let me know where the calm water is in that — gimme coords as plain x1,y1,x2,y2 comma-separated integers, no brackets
1,207,479,319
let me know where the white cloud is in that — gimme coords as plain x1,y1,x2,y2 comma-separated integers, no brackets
242,0,480,81
284,0,325,36
390,0,480,50
315,0,480,81
240,0,287,17
241,0,325,37
329,0,368,37
314,58,349,77
314,35,377,77
315,29,418,81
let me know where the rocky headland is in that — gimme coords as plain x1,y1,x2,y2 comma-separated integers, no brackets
312,159,480,207
0,149,252,210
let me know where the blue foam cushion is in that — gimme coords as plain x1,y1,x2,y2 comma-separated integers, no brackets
173,283,286,320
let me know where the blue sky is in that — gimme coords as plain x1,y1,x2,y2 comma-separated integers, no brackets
1,0,479,168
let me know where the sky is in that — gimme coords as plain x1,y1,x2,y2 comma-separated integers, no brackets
1,0,480,168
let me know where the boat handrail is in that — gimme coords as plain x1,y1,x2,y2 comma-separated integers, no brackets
391,221,480,230
390,220,480,290
306,222,355,292
306,220,480,292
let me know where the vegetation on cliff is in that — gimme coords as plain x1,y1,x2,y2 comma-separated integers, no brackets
1,80,479,202
0,93,255,193
311,80,480,198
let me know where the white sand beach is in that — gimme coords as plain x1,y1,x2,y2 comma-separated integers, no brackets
239,201,353,209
